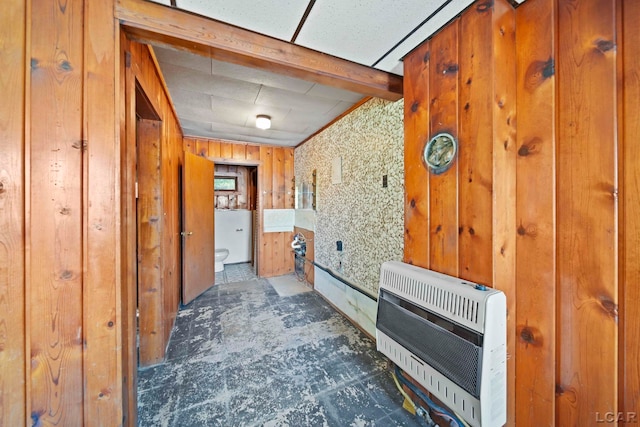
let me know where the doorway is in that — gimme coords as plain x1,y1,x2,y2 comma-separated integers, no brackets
213,163,258,274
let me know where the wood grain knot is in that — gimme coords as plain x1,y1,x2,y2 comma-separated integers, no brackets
31,58,39,70
459,226,464,235
517,224,527,236
466,77,472,85
108,321,114,328
518,137,542,157
476,0,494,12
518,325,542,347
60,270,74,280
442,63,459,74
594,38,615,53
0,181,5,194
599,297,619,322
423,51,431,63
59,206,71,215
72,140,87,151
410,198,416,208
411,101,419,113
497,98,505,109
468,227,475,235
524,58,554,92
435,224,442,233
464,102,470,111
555,384,565,396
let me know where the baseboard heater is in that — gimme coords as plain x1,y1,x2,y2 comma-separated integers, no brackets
375,261,506,427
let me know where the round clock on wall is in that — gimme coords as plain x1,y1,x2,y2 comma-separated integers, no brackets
424,132,457,174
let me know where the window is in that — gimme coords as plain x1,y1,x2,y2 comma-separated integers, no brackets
214,176,237,191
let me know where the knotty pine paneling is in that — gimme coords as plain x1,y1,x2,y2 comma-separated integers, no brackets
515,0,557,424
403,38,430,268
83,1,121,423
404,0,635,424
122,39,184,368
489,3,517,422
185,138,295,278
0,1,26,425
458,3,495,286
30,0,85,424
556,0,618,424
621,0,640,416
428,22,459,278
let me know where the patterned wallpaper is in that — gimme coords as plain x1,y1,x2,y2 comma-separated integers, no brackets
294,98,405,294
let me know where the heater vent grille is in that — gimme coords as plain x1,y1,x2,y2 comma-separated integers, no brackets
377,292,482,397
380,263,486,333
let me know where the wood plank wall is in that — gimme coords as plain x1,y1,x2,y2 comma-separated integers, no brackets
2,0,122,425
404,0,639,425
185,138,295,278
123,39,184,368
621,0,640,418
404,0,517,421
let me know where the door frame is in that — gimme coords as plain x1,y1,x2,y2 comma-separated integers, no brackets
209,158,262,276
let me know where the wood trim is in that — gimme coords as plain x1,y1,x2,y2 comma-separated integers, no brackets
83,0,121,422
620,0,640,416
114,0,403,101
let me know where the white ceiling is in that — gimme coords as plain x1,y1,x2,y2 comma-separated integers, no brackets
148,0,526,146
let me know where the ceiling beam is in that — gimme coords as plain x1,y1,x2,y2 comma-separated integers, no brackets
115,0,403,101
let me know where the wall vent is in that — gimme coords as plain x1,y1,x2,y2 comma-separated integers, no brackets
376,261,506,427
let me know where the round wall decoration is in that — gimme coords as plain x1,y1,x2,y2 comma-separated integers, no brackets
424,132,457,174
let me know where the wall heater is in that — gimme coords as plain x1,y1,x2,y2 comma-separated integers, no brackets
375,261,506,427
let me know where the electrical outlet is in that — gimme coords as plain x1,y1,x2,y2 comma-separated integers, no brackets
336,241,343,251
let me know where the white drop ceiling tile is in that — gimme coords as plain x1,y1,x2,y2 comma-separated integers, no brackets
161,63,261,103
210,96,289,126
296,0,445,66
255,86,341,114
374,0,476,74
170,89,212,110
148,0,172,5
324,101,356,119
175,0,309,41
175,104,219,124
154,46,211,74
180,118,214,132
211,59,314,94
305,83,363,103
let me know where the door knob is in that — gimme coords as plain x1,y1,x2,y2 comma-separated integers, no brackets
181,231,193,236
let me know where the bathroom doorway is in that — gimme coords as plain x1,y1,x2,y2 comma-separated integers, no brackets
213,163,259,274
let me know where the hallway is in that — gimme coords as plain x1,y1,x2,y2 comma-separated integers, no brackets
137,264,418,426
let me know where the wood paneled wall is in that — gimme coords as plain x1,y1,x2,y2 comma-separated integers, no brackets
185,138,295,278
123,39,184,369
404,0,639,425
404,0,517,420
1,0,122,425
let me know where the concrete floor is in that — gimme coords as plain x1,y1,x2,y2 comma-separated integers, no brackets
137,263,420,426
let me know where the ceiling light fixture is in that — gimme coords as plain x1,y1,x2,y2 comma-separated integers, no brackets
256,114,271,130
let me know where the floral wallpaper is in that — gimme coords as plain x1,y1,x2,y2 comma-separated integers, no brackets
294,98,405,294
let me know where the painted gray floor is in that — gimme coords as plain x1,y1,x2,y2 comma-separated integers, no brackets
137,263,420,426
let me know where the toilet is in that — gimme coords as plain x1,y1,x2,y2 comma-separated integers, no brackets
214,248,229,272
